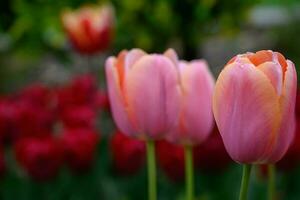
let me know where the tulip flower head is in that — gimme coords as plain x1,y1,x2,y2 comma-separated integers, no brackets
167,60,215,146
61,4,114,54
105,49,181,140
213,50,297,164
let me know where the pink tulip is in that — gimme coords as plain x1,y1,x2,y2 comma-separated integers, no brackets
105,49,181,140
167,60,215,146
213,50,297,164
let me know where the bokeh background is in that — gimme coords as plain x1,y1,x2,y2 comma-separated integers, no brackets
0,0,300,199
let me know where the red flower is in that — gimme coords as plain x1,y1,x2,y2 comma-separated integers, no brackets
60,128,100,173
14,101,54,140
61,4,114,54
193,127,232,172
110,131,145,175
0,99,20,143
156,140,185,181
56,74,97,109
0,148,5,177
19,84,54,108
14,137,63,181
61,105,96,129
94,90,110,111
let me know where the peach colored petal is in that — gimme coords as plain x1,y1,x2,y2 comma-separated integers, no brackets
247,50,273,66
257,61,283,95
125,55,181,140
105,57,135,137
267,60,297,162
164,48,179,66
124,49,146,70
213,62,281,163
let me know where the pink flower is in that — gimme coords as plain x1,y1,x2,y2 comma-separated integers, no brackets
213,50,297,164
105,49,181,140
61,4,114,54
110,130,145,175
167,59,215,146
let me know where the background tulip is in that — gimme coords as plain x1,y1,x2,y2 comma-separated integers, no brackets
167,60,214,146
14,137,63,181
61,4,114,54
110,130,145,175
60,128,100,173
213,50,297,164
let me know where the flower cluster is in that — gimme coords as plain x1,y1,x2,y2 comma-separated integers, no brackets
0,74,107,181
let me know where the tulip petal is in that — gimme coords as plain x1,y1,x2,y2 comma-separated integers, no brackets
168,60,214,145
268,60,297,162
125,55,181,140
213,63,281,163
125,49,146,70
164,48,179,66
257,62,283,95
105,57,135,136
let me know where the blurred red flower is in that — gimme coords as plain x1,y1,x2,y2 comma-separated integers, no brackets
156,140,185,181
60,128,100,173
193,127,232,172
0,99,19,143
14,137,63,181
157,127,232,182
110,131,145,175
61,4,114,54
61,105,96,129
14,101,55,139
56,74,97,109
19,84,54,108
94,90,110,111
0,148,6,177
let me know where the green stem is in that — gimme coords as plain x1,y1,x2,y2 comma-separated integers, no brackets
239,164,252,200
268,164,275,200
184,145,194,200
146,140,157,200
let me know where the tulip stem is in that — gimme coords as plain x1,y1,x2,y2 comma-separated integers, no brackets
239,164,252,200
146,140,157,200
267,164,275,200
184,145,194,200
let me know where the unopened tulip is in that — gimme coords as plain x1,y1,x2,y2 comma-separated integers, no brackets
105,48,181,140
106,48,181,200
167,60,214,146
213,50,297,164
61,4,114,54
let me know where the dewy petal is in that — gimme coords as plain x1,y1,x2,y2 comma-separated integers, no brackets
125,55,181,140
105,57,135,137
169,60,214,145
257,61,283,95
213,62,281,163
267,60,297,162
